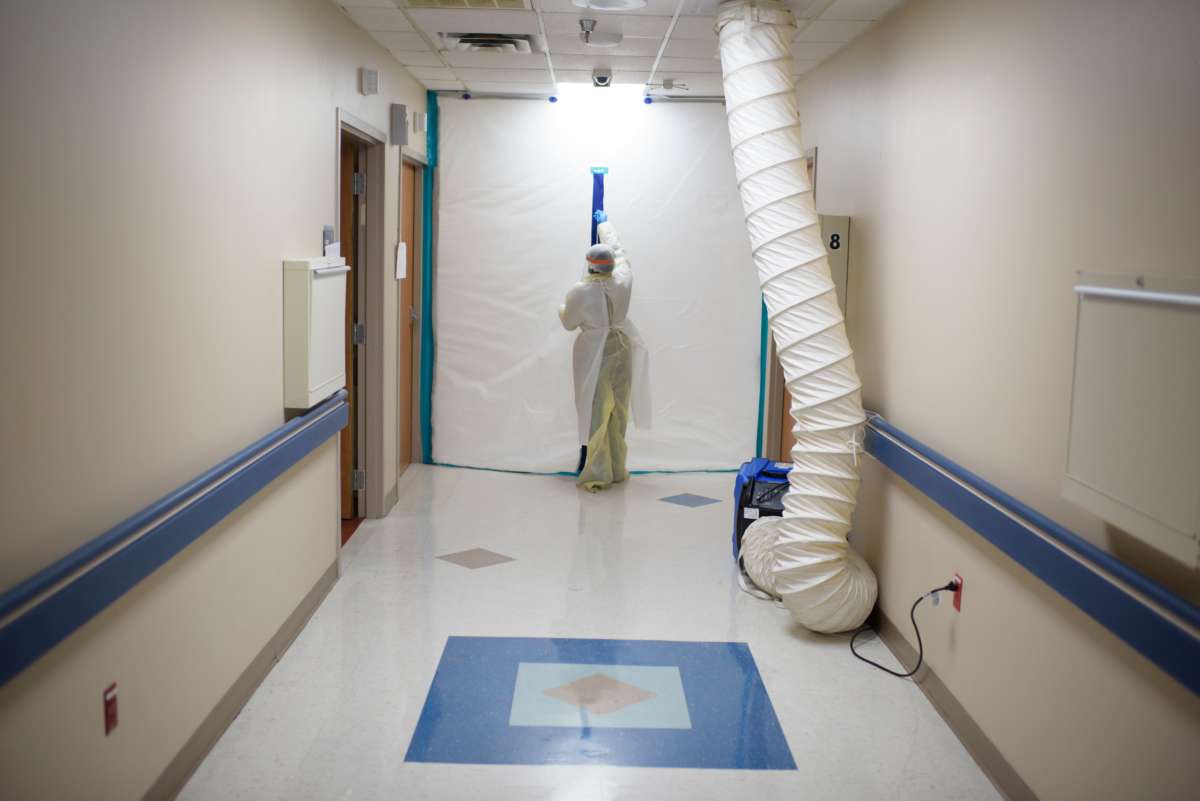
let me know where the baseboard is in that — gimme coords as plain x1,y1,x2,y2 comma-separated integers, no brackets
383,482,399,516
143,561,339,801
874,613,1039,801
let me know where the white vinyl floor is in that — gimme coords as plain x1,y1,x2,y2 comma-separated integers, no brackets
179,466,1002,801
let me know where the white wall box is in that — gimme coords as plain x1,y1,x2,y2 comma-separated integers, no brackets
1063,273,1200,568
283,256,348,410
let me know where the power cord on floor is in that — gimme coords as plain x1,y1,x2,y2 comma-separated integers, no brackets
850,579,960,678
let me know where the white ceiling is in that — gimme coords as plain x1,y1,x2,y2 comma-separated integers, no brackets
336,0,902,96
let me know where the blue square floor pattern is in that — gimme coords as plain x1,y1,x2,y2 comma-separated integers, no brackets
404,636,795,770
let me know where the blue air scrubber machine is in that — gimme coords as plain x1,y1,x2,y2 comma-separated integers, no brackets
732,458,791,562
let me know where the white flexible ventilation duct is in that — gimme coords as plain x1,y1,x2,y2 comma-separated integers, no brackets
716,0,877,633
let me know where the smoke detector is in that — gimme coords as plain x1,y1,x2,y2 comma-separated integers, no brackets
572,0,647,10
579,19,623,48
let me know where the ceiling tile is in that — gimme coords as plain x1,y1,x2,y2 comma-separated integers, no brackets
786,0,827,19
538,0,681,16
407,9,542,37
791,41,842,60
455,66,554,82
795,19,871,41
820,0,903,21
668,16,717,40
541,12,671,37
343,7,414,31
463,80,555,94
339,0,400,8
407,66,459,80
551,53,654,70
555,69,647,84
423,79,467,91
655,55,720,73
371,30,430,51
394,49,447,67
548,33,661,57
662,37,717,59
442,50,548,68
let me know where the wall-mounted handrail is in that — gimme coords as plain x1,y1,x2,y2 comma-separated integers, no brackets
864,413,1200,696
1074,284,1200,309
0,390,348,686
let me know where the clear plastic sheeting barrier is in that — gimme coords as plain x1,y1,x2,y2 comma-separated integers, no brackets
432,95,762,473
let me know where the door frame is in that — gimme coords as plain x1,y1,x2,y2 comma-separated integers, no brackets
337,109,388,519
400,150,427,472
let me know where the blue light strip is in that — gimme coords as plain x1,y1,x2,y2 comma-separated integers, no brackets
864,414,1200,695
0,391,348,686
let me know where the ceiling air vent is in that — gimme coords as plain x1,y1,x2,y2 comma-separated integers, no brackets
408,0,530,10
440,32,543,54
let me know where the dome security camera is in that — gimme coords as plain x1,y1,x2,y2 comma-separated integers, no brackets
592,67,613,88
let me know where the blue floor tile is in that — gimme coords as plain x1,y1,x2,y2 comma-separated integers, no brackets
405,636,795,770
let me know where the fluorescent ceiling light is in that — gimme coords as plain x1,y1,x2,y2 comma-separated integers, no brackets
572,0,648,11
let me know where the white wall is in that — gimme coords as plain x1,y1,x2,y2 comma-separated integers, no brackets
797,1,1200,799
0,1,426,797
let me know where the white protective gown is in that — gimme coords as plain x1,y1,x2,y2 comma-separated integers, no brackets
558,222,652,445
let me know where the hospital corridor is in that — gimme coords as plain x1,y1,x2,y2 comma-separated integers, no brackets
1,1,1198,800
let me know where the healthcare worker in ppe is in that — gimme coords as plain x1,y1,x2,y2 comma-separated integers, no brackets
559,213,651,492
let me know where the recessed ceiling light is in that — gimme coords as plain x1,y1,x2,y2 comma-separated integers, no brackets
572,0,648,11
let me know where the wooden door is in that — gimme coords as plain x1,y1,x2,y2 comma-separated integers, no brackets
339,139,360,519
398,162,418,474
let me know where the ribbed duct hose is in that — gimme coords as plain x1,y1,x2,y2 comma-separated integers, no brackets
717,0,877,633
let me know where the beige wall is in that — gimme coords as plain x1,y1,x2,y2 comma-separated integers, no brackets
0,442,337,801
798,0,1200,799
0,0,425,589
0,0,425,797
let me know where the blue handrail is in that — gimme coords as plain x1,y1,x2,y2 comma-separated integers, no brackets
864,413,1200,695
0,390,348,685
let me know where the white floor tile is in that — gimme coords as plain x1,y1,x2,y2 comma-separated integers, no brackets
178,467,1002,801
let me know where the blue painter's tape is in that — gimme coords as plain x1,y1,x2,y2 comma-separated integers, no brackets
755,301,768,457
590,170,605,246
864,417,1200,696
419,90,438,463
431,461,736,479
0,393,348,686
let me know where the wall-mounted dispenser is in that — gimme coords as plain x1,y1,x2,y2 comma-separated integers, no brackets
284,257,348,410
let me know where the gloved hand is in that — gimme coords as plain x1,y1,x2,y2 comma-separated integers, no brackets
593,210,608,224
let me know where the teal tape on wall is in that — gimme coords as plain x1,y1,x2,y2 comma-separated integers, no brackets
419,91,438,464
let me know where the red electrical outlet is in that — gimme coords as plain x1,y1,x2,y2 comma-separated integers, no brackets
103,683,118,735
953,573,964,612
